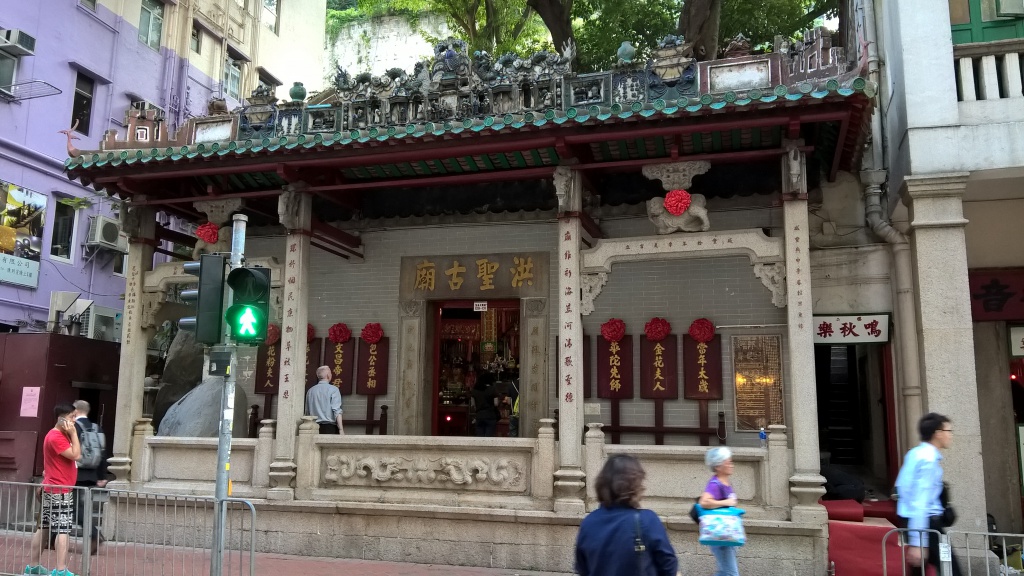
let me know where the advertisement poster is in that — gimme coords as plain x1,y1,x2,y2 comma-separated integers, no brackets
0,180,44,288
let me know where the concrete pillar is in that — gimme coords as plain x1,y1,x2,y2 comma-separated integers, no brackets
766,425,790,510
552,166,586,513
584,423,605,511
892,241,924,452
107,202,156,487
268,187,312,500
535,418,556,500
252,419,275,488
520,297,549,439
781,145,826,523
904,173,988,532
397,300,428,435
974,322,1021,533
294,416,319,500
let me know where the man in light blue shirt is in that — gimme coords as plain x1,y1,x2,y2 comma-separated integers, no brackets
306,366,344,435
895,412,958,573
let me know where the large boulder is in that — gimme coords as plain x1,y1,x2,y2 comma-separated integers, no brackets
151,330,205,431
157,375,249,438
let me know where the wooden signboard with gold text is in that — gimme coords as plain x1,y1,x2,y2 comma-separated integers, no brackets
596,336,633,399
639,336,678,400
732,335,784,431
356,338,390,396
400,252,549,300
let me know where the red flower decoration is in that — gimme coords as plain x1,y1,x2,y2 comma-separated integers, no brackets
600,318,626,343
688,318,715,343
644,317,672,342
328,322,351,344
663,189,692,216
361,322,384,344
266,323,281,346
307,323,316,342
195,222,220,244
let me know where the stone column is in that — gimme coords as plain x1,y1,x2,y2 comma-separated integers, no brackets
107,201,156,486
396,300,427,435
904,173,988,532
781,145,826,523
520,297,549,439
268,186,313,500
584,423,605,511
553,166,586,513
252,419,275,488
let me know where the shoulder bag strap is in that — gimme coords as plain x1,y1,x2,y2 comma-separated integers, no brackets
634,511,647,573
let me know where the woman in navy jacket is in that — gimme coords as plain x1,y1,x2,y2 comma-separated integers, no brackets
575,454,680,576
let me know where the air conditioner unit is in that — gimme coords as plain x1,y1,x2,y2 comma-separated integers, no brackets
86,215,124,251
130,100,164,115
0,30,36,57
85,305,122,342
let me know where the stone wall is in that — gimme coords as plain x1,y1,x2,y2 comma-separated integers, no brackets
328,14,449,78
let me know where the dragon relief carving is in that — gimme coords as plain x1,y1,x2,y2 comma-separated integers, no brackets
323,454,524,488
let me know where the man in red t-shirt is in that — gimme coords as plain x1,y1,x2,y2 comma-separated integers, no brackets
25,403,81,576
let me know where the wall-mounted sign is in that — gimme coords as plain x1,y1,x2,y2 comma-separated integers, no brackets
400,252,549,300
0,180,44,288
812,314,890,344
474,301,488,312
1010,325,1024,358
969,269,1024,322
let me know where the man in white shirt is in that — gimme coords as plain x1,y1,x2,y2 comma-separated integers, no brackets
895,412,959,574
305,366,344,435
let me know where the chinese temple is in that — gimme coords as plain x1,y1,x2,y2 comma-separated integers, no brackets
66,19,887,574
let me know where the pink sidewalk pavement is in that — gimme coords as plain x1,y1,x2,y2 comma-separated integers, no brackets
253,553,572,576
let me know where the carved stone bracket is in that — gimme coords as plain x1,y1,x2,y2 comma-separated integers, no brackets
399,300,426,318
753,263,788,308
642,161,711,191
553,166,579,213
138,292,165,329
523,297,547,318
193,198,244,225
582,229,784,274
278,188,311,231
646,194,711,233
580,273,607,316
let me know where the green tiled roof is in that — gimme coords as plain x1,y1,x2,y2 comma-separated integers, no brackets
65,78,874,171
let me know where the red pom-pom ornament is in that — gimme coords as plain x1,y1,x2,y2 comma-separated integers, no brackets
361,322,384,344
328,322,351,344
663,189,692,216
600,318,626,343
307,323,316,342
644,317,672,342
195,222,220,244
688,318,715,343
266,323,281,346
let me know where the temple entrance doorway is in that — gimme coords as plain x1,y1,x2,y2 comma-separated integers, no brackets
815,343,899,504
431,299,521,437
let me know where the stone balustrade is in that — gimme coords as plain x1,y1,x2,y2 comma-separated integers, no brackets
953,39,1024,124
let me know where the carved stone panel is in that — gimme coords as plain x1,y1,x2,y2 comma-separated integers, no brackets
321,450,529,492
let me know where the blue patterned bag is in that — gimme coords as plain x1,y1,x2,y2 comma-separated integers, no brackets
697,506,746,547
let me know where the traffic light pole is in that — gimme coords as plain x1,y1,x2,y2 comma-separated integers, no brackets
211,214,247,576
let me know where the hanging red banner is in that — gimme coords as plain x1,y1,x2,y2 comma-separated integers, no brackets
640,335,679,400
326,339,356,395
304,338,323,393
357,337,390,396
596,335,633,399
682,334,723,400
256,343,281,395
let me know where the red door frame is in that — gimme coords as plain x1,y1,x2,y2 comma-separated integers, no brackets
429,299,520,435
882,342,900,487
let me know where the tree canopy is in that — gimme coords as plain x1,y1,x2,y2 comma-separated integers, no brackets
328,0,842,71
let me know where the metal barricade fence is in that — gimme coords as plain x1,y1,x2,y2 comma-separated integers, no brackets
0,481,255,576
882,527,955,576
945,530,1024,575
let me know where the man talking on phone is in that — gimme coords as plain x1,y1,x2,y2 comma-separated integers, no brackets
25,403,81,576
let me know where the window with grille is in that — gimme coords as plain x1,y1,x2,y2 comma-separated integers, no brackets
224,59,242,100
191,26,201,54
72,73,95,135
50,202,78,262
0,52,16,95
139,0,164,50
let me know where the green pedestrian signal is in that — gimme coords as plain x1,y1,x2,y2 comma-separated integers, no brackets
224,266,270,344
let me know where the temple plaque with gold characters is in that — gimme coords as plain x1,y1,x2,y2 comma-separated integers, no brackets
357,337,389,396
732,335,784,431
400,252,549,300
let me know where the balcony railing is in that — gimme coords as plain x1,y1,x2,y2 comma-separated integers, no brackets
954,38,1024,123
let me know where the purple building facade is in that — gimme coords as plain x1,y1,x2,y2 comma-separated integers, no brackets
0,0,225,334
